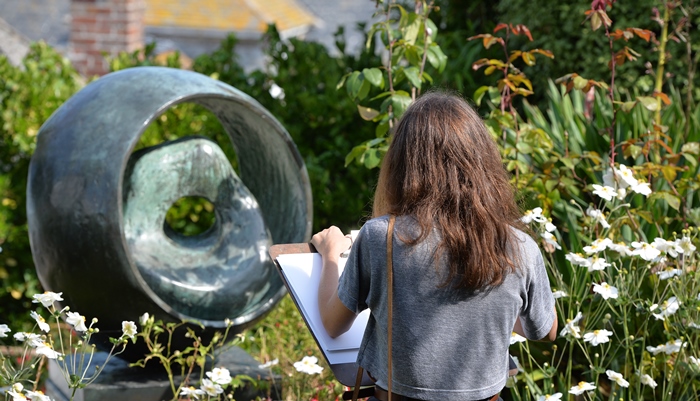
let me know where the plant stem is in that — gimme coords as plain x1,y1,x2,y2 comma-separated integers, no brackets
654,1,671,126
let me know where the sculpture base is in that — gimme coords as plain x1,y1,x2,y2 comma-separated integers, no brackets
45,347,282,401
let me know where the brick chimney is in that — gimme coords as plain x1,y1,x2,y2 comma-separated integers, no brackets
69,0,145,77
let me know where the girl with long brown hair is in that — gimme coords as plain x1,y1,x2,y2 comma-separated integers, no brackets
312,91,557,401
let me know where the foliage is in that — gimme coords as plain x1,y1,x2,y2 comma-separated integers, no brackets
0,43,84,330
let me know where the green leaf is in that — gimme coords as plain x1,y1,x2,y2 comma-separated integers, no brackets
637,96,658,111
425,18,438,41
364,148,383,169
362,68,384,88
357,79,371,101
620,101,637,112
375,121,389,138
516,141,533,154
651,191,681,211
345,71,363,100
683,153,698,167
623,144,642,159
473,86,490,106
427,45,447,73
422,71,433,84
357,105,380,121
390,91,413,118
336,73,350,90
404,66,422,89
345,144,366,167
573,75,589,90
488,87,502,106
403,17,422,45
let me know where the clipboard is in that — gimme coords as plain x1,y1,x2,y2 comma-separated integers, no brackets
269,243,374,387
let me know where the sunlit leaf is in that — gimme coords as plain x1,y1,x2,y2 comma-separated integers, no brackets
362,68,384,88
681,142,700,154
357,105,380,121
637,96,658,111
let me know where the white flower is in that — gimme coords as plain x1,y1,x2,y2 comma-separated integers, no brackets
510,355,525,373
592,282,618,300
522,207,547,224
0,323,10,337
269,82,285,100
258,358,279,369
293,356,324,374
569,381,596,395
631,241,661,261
592,184,617,201
678,236,696,255
545,220,557,233
640,373,657,388
541,232,562,250
631,181,651,196
653,237,684,258
652,296,680,321
583,238,612,254
32,291,63,309
588,256,611,272
646,339,685,355
30,311,50,333
537,393,563,401
180,386,205,399
689,322,700,329
607,242,632,256
606,370,629,387
122,321,137,340
65,312,88,332
617,164,639,187
656,268,683,280
510,332,527,344
6,389,27,401
559,312,583,339
25,390,51,401
566,253,591,267
139,313,150,326
206,367,232,386
586,207,610,229
13,332,43,347
689,356,700,368
583,329,613,346
552,290,568,299
200,378,224,396
35,342,62,359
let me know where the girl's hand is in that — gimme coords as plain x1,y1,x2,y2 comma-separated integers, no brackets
311,226,352,261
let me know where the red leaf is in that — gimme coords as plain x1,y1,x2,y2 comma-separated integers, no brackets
631,28,654,42
494,23,509,33
511,24,534,41
654,91,672,105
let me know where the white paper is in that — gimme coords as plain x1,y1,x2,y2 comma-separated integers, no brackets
276,253,370,364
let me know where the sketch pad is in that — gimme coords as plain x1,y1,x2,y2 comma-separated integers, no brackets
270,244,373,387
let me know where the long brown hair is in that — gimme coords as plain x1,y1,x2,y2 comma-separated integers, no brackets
373,91,525,290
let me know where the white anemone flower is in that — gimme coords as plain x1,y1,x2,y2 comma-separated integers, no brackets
545,220,557,233
200,379,224,396
6,388,27,401
0,323,10,338
656,268,683,280
294,356,324,374
569,381,596,396
537,393,563,401
122,321,137,340
258,358,279,369
640,373,657,388
25,390,51,401
606,370,629,387
689,356,700,369
631,241,661,261
583,329,612,346
592,282,618,300
552,290,568,299
677,236,696,256
65,312,88,332
607,242,632,256
180,386,205,399
510,332,527,344
646,339,685,355
591,184,617,201
522,207,547,224
31,291,63,309
559,312,583,339
541,232,562,250
617,164,639,187
631,181,652,196
586,207,611,229
35,342,62,359
588,256,611,272
139,313,150,326
651,296,680,321
566,253,591,267
583,238,613,254
653,237,684,258
13,332,43,347
30,311,50,333
206,367,232,386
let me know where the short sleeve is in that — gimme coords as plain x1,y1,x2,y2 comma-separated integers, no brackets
337,224,373,314
519,244,556,340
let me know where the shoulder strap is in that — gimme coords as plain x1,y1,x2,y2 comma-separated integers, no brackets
386,214,395,399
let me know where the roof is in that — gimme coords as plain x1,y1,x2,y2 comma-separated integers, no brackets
144,0,318,36
0,16,31,66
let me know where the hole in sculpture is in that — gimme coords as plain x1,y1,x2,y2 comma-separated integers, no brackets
165,196,216,237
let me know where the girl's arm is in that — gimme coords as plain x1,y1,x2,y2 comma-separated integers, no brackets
311,226,357,338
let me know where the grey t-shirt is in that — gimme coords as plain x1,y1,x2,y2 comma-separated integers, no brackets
338,215,555,401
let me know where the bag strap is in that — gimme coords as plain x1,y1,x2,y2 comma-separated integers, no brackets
386,214,395,400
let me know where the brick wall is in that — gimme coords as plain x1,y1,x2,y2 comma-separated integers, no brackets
69,0,145,77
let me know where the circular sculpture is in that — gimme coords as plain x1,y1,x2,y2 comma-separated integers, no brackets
27,67,312,360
